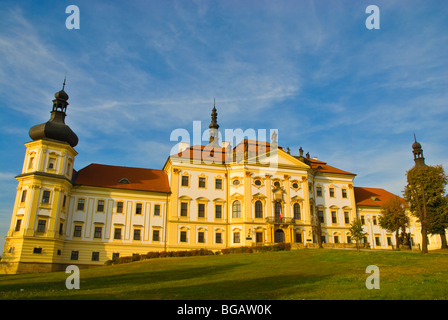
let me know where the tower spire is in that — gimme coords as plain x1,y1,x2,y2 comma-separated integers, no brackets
412,134,426,167
208,99,220,146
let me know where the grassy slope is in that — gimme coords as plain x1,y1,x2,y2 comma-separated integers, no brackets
0,249,448,300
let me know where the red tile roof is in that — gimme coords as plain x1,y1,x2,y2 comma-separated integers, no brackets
74,163,171,193
306,158,356,176
172,139,273,163
354,187,402,207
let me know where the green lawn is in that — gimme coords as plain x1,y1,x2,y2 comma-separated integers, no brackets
1,249,448,300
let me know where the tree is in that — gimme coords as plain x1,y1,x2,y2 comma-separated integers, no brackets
404,165,447,253
427,195,448,249
379,196,409,250
349,219,367,252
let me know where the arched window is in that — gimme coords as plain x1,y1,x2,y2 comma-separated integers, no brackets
293,203,301,220
232,200,241,218
274,201,282,220
255,200,263,219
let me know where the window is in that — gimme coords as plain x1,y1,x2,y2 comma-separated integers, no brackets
37,219,46,232
232,200,241,218
274,202,282,220
331,211,337,224
153,230,160,241
215,204,222,219
292,182,299,189
334,235,339,243
154,204,160,216
198,231,205,243
114,228,122,240
181,175,189,187
233,231,241,243
344,211,350,224
112,253,120,260
293,203,301,220
361,215,366,225
77,198,85,211
62,195,67,208
318,210,324,223
42,190,51,204
375,236,381,246
180,202,188,217
295,232,302,243
342,189,348,198
33,247,42,254
233,179,240,186
66,160,72,176
136,203,142,215
347,235,352,243
180,231,187,242
198,203,205,218
48,158,56,170
28,156,34,169
94,226,102,239
20,190,27,203
373,216,377,225
215,178,222,190
92,252,100,261
97,200,105,212
71,251,79,260
316,187,322,197
73,225,82,237
15,219,22,232
198,177,206,188
254,179,262,186
119,178,131,184
59,223,64,235
255,200,263,219
329,188,335,198
116,201,124,213
133,229,141,241
274,181,280,188
215,232,222,244
256,232,263,243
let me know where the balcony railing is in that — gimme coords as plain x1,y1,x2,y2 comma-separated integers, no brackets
265,217,295,224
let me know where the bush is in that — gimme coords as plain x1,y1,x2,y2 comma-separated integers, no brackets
105,244,291,266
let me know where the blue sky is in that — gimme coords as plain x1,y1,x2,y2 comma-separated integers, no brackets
0,0,447,250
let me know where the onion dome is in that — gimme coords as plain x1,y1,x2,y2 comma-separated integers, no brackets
29,80,78,147
412,134,425,167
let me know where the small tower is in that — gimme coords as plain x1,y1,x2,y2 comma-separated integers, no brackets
412,134,426,167
1,82,78,273
208,99,220,147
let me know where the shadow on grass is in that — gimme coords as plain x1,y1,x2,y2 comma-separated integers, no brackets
50,273,328,300
1,262,252,299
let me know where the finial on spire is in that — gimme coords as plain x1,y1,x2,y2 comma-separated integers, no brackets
62,76,67,91
414,132,417,143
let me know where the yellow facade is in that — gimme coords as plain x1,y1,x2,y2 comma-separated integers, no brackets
1,88,440,274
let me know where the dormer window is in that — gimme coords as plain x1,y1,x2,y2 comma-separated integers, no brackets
119,178,131,184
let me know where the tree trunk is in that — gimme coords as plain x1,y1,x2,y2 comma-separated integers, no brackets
440,230,448,249
413,187,428,254
421,191,429,254
395,229,400,251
